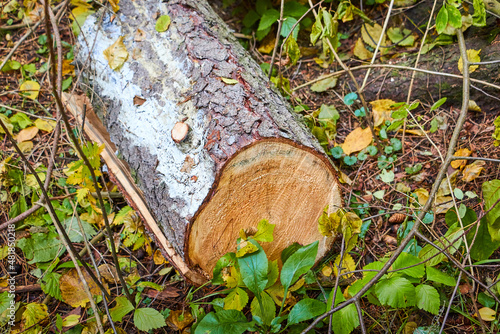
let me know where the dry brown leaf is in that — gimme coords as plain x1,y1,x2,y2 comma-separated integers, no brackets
341,127,373,155
370,99,396,127
60,268,106,307
462,160,485,182
103,36,129,70
98,264,118,282
144,287,181,300
399,128,426,136
166,310,194,331
353,38,372,60
16,126,39,142
133,96,146,106
450,148,472,169
61,59,75,76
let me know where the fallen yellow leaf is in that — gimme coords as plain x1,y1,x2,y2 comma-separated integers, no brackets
34,118,57,132
398,128,426,136
16,126,39,142
370,99,396,127
458,49,480,74
60,268,106,307
18,141,33,153
19,80,40,100
166,310,194,331
342,127,373,155
462,160,485,182
333,253,356,278
103,36,129,70
258,34,276,54
153,249,168,265
477,307,496,321
321,264,333,277
353,38,372,60
450,148,472,169
108,0,120,12
61,59,75,76
361,23,386,48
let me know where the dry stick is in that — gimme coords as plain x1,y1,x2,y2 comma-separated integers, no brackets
401,0,439,153
307,1,378,144
42,0,135,307
301,26,473,333
0,119,111,300
359,0,395,91
39,201,105,334
328,235,345,334
268,0,285,80
452,156,500,163
68,197,117,334
293,63,500,92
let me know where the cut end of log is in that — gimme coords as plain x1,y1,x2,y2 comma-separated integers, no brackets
171,122,189,143
187,139,342,277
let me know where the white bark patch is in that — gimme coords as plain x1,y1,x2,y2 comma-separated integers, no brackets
78,14,215,219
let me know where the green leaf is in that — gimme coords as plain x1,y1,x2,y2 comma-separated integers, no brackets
482,180,500,241
375,276,416,308
110,296,134,322
281,17,299,40
250,292,275,325
63,216,97,243
194,309,252,334
258,9,280,31
288,298,326,325
344,155,357,166
40,272,62,301
311,76,338,92
224,287,249,311
281,241,318,291
212,253,236,285
281,242,301,264
17,232,63,264
447,5,462,29
283,1,308,18
436,6,449,34
266,260,279,288
478,292,496,308
327,288,360,334
236,242,259,257
155,15,171,32
310,10,323,44
387,27,415,46
284,36,301,66
0,292,12,315
62,76,73,91
415,284,440,315
133,308,166,331
221,77,239,85
318,104,340,121
253,219,275,243
243,10,260,28
380,169,394,183
431,97,447,111
344,92,358,105
10,113,33,129
392,252,425,278
237,239,268,297
330,146,343,159
468,218,500,261
426,265,457,286
472,0,486,27
418,223,462,267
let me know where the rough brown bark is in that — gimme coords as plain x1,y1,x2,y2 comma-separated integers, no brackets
75,0,342,283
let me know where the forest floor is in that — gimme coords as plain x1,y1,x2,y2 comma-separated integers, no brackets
1,0,500,333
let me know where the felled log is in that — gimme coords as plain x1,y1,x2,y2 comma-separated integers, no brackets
73,0,342,284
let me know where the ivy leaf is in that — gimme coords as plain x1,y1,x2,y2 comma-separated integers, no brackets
288,298,326,325
330,146,343,159
375,276,416,308
281,241,319,291
253,219,275,242
415,284,440,315
195,310,252,334
224,287,249,311
134,308,166,331
344,92,358,105
110,296,134,322
237,239,268,298
435,6,449,34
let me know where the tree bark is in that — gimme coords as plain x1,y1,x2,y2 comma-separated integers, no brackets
74,0,342,283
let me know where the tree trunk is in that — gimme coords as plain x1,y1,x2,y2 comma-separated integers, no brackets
74,0,342,284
